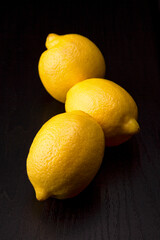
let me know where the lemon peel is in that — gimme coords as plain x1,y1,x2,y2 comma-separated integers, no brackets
38,33,106,102
26,111,105,200
65,78,140,146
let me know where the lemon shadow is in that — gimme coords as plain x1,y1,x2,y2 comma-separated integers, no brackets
97,136,140,184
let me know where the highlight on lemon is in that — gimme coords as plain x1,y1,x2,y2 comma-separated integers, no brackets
65,78,140,146
26,111,105,200
38,33,106,103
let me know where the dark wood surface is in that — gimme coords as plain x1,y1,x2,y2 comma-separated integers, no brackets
0,1,160,239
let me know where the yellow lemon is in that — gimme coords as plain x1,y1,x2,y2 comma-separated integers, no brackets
26,111,105,200
38,33,106,103
65,78,140,146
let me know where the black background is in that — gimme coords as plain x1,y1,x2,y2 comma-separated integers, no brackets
0,1,160,239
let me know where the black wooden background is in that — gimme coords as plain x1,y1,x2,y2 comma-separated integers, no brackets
0,1,160,239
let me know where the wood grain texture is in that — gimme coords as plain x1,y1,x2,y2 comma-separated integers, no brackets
0,1,160,239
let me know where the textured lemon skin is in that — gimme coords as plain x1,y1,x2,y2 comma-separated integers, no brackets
38,33,106,103
26,111,105,200
65,78,140,146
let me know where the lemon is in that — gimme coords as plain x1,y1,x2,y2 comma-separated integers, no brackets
38,33,106,103
26,111,105,200
65,78,140,146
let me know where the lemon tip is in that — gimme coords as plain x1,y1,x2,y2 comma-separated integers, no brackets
35,188,49,201
123,118,140,135
45,33,59,49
